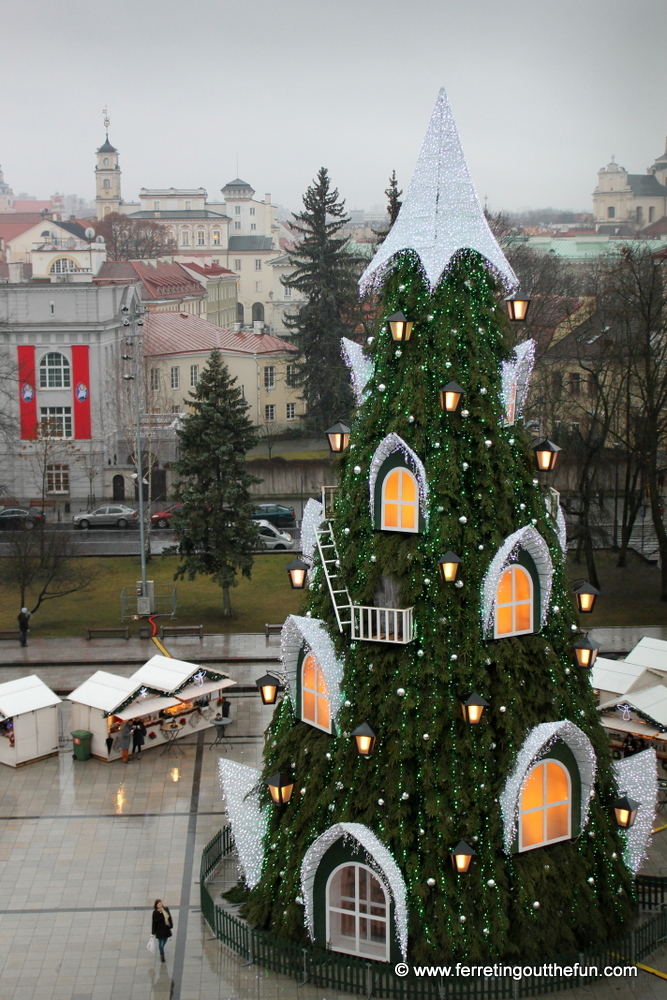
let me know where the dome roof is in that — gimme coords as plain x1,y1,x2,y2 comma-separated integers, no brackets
97,137,117,154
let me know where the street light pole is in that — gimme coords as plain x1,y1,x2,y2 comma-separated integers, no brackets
122,305,147,602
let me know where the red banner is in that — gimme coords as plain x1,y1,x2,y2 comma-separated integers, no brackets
71,345,91,440
17,345,38,440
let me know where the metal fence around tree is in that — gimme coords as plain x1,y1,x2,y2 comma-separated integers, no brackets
200,828,667,999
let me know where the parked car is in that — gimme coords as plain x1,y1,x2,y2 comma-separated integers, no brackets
0,508,46,530
72,505,139,530
151,503,184,529
255,519,295,551
251,504,296,528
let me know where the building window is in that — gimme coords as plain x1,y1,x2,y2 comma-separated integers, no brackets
250,223,257,231
153,201,160,210
171,405,180,414
49,258,80,274
254,281,262,293
286,402,296,420
607,206,615,219
235,205,241,215
636,207,643,223
167,228,175,242
264,366,275,390
234,221,241,230
301,653,330,731
249,207,256,216
265,404,275,422
551,371,562,393
494,564,533,638
255,259,262,271
103,157,110,167
40,406,72,438
234,258,242,270
185,201,192,210
569,372,581,396
519,759,571,851
197,230,205,246
150,369,160,391
649,207,655,223
181,230,191,246
103,179,111,189
39,352,71,389
212,230,221,246
47,464,69,494
326,864,388,961
190,365,199,387
381,468,419,533
284,285,292,299
286,363,297,387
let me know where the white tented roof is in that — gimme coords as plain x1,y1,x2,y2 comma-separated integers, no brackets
115,696,182,721
590,657,646,698
176,678,235,702
599,685,667,730
0,675,61,718
599,714,663,739
130,654,227,695
66,670,140,713
624,636,667,674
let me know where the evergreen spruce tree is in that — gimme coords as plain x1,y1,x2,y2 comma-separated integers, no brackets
283,168,361,429
374,170,403,245
170,350,259,618
230,92,645,970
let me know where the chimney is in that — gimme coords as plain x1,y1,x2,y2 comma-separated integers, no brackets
253,321,263,336
264,193,271,204
233,322,242,334
8,262,25,283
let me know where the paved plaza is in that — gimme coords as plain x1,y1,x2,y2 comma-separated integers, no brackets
0,635,665,1000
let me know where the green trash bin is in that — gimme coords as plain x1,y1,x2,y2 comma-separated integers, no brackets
71,730,93,761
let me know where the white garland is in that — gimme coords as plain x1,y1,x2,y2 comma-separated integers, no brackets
300,498,324,565
300,822,408,960
368,433,429,525
480,525,553,635
542,495,568,556
500,340,536,426
612,749,658,874
358,89,517,295
280,615,344,723
500,720,597,853
341,338,374,407
218,760,268,889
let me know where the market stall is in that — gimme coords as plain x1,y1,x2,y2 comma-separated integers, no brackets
0,675,61,767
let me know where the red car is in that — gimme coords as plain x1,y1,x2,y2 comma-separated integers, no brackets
151,504,183,529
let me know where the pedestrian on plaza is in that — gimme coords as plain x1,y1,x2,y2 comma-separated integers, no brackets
118,721,132,763
131,718,146,754
17,608,31,647
151,899,173,962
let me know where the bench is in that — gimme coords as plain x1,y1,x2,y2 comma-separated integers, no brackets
0,630,21,640
160,625,203,639
86,627,130,640
265,623,283,639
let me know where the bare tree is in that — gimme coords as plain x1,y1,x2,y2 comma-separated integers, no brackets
92,213,177,261
0,525,95,615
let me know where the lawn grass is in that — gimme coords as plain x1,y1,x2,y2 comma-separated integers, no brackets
0,553,305,637
566,549,667,627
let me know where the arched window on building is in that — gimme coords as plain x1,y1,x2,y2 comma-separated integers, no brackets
197,230,205,246
494,564,533,638
301,653,331,732
237,302,244,324
607,206,615,219
252,302,265,323
39,352,71,388
381,467,419,533
519,759,571,851
326,864,389,961
49,258,80,275
103,157,110,166
103,179,111,189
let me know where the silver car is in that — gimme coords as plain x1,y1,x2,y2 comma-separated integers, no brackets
72,505,139,529
255,519,295,550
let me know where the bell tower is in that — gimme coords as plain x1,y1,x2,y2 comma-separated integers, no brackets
95,108,122,218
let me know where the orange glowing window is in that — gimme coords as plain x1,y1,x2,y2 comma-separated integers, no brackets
494,564,533,638
301,653,331,732
519,760,571,851
381,468,419,533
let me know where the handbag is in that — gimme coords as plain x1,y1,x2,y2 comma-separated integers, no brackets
146,936,155,953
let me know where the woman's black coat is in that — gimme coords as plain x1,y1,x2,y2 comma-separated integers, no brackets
152,906,172,939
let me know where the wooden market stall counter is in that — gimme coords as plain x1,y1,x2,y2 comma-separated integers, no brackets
0,675,61,768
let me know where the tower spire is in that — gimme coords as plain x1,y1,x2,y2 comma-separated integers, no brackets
103,106,110,140
359,88,517,294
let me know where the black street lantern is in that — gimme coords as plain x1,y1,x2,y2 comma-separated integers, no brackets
286,557,308,589
504,292,532,322
438,551,463,583
613,796,640,830
326,422,351,453
571,635,601,669
450,840,477,873
461,693,490,725
533,439,561,472
351,723,378,757
574,582,600,614
255,673,283,705
387,311,414,343
266,772,294,805
439,381,464,413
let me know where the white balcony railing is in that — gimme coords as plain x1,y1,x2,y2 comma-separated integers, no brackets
351,605,414,644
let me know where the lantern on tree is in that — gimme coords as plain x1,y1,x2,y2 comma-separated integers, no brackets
266,772,294,805
255,673,283,705
325,422,351,453
533,439,561,471
285,557,308,589
439,381,464,413
351,723,377,757
387,311,414,342
450,840,476,873
461,692,489,725
613,796,639,830
571,635,601,669
574,582,600,614
504,291,532,322
438,551,462,583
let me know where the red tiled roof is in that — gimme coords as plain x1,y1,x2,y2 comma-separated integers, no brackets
144,312,296,357
0,214,48,242
179,260,236,277
12,201,52,213
94,260,206,301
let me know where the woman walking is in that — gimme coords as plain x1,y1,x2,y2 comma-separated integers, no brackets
151,899,173,962
118,722,132,764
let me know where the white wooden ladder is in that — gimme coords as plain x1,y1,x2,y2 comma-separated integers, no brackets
316,522,352,632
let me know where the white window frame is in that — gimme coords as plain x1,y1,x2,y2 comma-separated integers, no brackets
264,366,275,390
300,653,331,733
40,406,72,439
170,366,180,389
326,863,389,961
234,258,242,270
249,207,256,216
235,205,241,215
190,365,199,387
286,402,296,421
518,759,571,852
212,230,221,246
46,464,69,494
234,221,241,230
150,368,160,391
197,230,205,246
254,259,262,271
50,258,80,274
181,230,191,246
380,467,419,534
264,404,275,422
493,564,533,639
39,352,71,389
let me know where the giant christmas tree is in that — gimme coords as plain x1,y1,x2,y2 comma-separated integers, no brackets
221,90,655,967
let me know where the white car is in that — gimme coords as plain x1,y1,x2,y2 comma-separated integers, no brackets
255,519,295,550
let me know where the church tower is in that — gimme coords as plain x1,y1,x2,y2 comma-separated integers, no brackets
95,110,122,218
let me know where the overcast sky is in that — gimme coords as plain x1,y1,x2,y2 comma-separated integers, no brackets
2,0,666,216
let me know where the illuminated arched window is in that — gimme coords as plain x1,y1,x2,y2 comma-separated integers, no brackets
301,653,330,732
327,863,388,961
494,564,533,638
381,468,418,533
49,258,80,275
39,352,71,389
519,759,571,851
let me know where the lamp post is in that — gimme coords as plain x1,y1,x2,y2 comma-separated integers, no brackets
121,304,148,606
